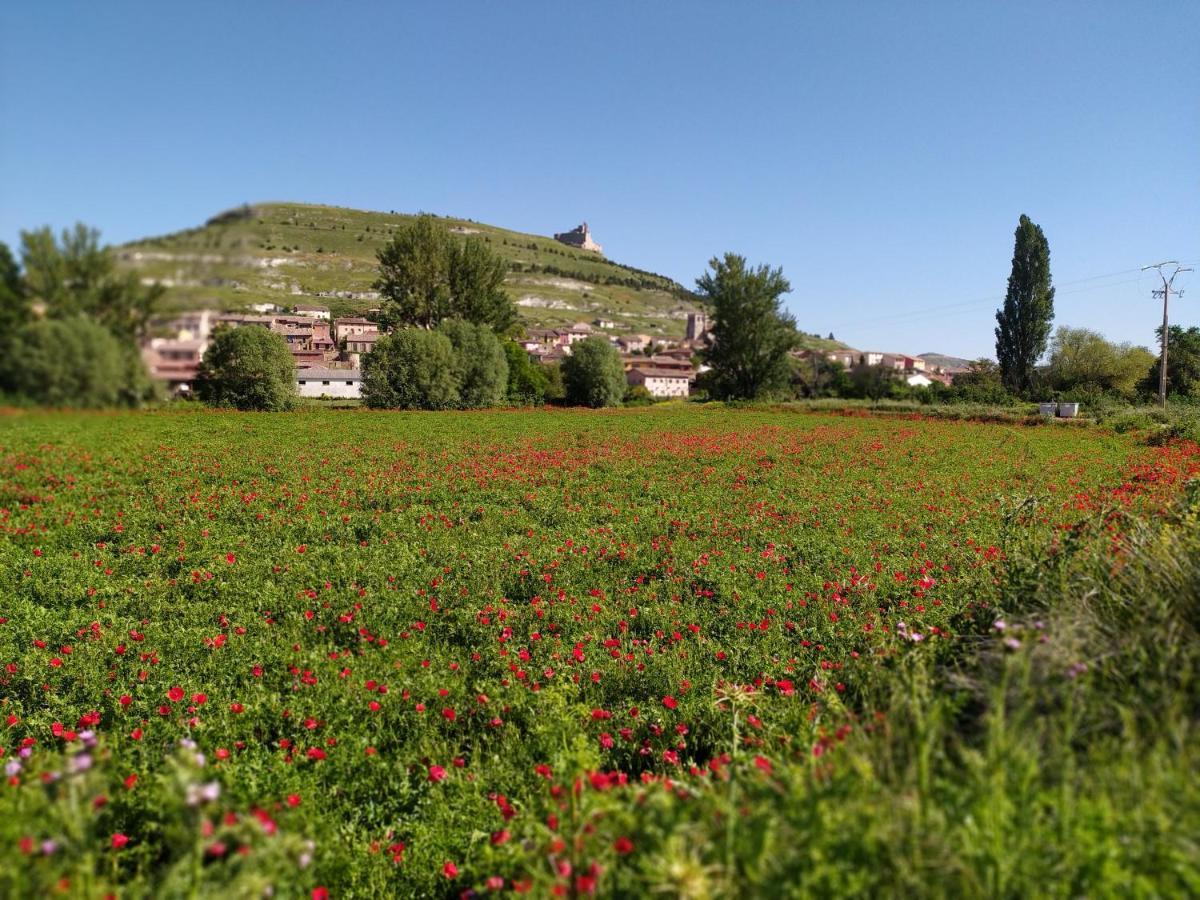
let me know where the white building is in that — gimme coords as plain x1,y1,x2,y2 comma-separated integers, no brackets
905,373,934,388
295,367,362,399
293,304,331,320
627,367,690,398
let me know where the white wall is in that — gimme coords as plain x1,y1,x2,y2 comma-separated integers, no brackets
296,376,361,399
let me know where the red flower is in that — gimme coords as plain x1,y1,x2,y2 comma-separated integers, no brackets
111,833,130,850
662,695,678,710
287,794,301,807
428,765,447,782
167,686,185,703
753,755,773,774
311,889,329,900
441,707,456,721
614,836,634,854
124,773,138,790
442,861,459,879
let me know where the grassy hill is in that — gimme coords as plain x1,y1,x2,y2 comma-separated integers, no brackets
117,202,706,338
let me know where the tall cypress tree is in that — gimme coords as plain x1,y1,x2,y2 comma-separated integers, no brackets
995,215,1055,395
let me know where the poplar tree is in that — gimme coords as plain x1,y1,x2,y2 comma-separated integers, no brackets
697,253,797,400
995,214,1055,395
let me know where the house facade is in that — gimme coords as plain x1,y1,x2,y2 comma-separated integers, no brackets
628,367,691,398
295,367,362,399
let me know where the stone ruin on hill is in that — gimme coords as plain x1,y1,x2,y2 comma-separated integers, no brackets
553,222,603,254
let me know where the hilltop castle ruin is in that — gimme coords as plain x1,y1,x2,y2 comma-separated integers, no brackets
553,222,603,254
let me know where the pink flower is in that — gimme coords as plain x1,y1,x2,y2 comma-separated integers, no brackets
111,833,129,850
443,860,459,878
428,764,447,782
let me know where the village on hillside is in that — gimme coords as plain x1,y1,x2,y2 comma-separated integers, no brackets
141,304,970,402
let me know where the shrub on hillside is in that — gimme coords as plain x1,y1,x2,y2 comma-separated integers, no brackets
195,326,297,411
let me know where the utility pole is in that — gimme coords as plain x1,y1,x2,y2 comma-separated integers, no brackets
1141,262,1191,407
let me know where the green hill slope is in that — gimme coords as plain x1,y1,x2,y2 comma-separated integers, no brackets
117,202,705,337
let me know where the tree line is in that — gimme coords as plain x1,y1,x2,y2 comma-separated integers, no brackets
3,213,1192,412
0,226,162,407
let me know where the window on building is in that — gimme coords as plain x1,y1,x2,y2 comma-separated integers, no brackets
322,381,330,386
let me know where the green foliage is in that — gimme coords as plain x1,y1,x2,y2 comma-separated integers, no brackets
789,354,849,399
20,224,162,344
995,214,1055,396
439,320,509,409
361,328,460,409
0,409,1195,896
846,362,899,401
502,341,550,405
1144,325,1200,400
0,317,151,408
1046,326,1155,400
560,336,626,407
195,326,297,411
697,253,798,400
623,384,655,406
375,215,516,332
951,358,1011,404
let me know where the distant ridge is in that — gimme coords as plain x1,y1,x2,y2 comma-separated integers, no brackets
117,202,705,338
919,352,974,369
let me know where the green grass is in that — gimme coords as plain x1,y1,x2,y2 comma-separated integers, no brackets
0,407,1194,897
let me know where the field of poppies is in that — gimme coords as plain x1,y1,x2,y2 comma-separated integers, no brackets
1,406,1198,898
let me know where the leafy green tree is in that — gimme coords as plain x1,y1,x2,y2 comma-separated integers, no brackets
790,354,849,399
2,317,132,407
502,341,550,405
361,329,460,409
561,336,626,408
950,358,1010,404
375,216,515,332
439,319,508,408
696,253,798,400
847,363,898,402
995,214,1055,396
20,224,162,343
541,360,566,404
1142,325,1200,399
195,327,297,411
449,237,517,334
1046,326,1156,399
0,243,27,390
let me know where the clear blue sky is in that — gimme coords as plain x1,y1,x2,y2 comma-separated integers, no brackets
2,1,1196,358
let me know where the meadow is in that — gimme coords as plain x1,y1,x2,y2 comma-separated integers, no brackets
1,406,1197,898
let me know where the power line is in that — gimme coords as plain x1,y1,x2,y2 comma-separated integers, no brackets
822,267,1147,331
1142,261,1192,407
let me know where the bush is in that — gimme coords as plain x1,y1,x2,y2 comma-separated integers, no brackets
195,327,297,411
439,320,508,409
361,329,459,410
502,341,549,405
561,337,626,408
2,317,149,408
624,384,655,406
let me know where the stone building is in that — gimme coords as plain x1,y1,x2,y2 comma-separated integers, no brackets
553,222,603,254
